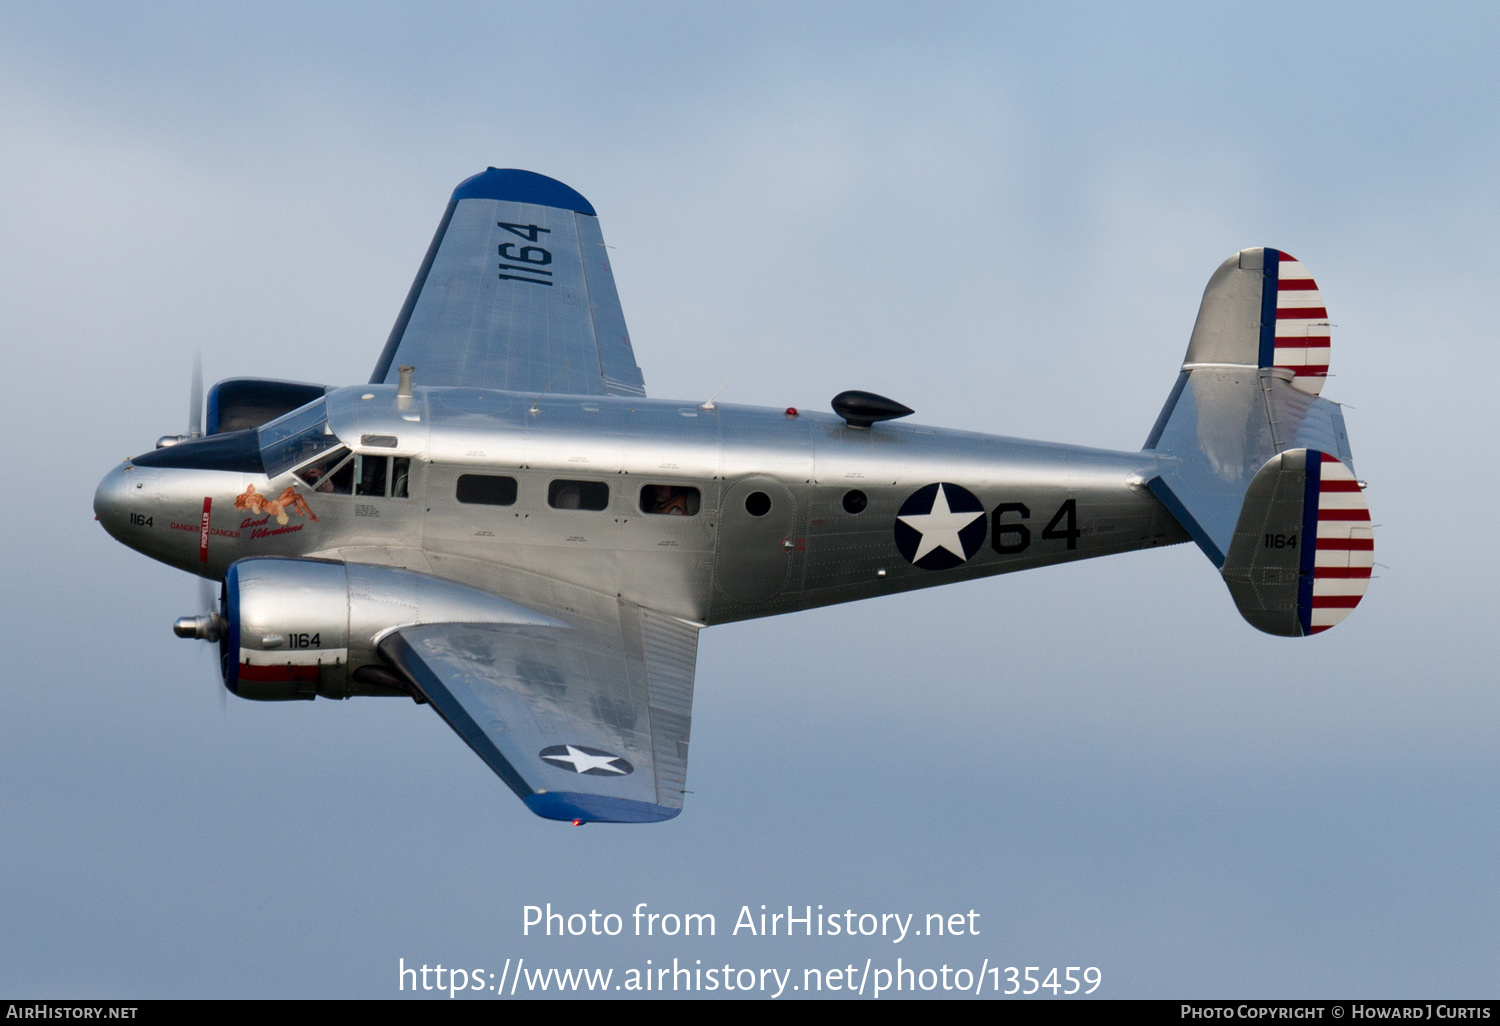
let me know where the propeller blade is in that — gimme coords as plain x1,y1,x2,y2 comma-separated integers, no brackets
192,574,227,712
189,350,204,439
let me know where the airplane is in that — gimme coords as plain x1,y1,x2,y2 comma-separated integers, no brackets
93,168,1373,825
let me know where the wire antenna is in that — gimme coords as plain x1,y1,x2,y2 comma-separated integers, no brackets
530,357,575,414
701,356,752,411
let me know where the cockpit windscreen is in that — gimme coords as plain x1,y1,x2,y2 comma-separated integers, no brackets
258,400,343,478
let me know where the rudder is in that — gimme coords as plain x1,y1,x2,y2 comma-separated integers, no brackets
1221,449,1373,637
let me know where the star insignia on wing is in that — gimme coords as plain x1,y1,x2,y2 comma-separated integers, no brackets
540,745,629,775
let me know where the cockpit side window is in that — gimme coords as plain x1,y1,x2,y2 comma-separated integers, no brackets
259,400,342,477
355,453,388,497
295,446,354,494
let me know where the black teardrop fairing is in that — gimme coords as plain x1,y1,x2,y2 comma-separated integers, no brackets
831,390,915,428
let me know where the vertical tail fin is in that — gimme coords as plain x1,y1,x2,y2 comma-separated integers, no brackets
1147,248,1372,636
1257,249,1333,396
1178,247,1332,396
1220,449,1373,637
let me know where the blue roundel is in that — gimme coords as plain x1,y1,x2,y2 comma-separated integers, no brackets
894,483,987,571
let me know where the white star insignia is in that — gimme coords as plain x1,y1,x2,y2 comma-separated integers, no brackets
541,745,627,774
898,484,984,562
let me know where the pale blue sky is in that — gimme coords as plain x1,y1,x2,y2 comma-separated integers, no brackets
2,2,1497,997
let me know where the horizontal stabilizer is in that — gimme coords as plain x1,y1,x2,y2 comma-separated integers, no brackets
1145,365,1351,566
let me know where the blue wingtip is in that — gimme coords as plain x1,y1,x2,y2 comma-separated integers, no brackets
450,168,596,216
525,792,681,824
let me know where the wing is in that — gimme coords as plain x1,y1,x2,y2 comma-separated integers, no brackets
371,168,647,398
380,590,698,823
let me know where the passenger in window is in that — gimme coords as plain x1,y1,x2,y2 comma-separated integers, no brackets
643,484,700,515
649,485,690,515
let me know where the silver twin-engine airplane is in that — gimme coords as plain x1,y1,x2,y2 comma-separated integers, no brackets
94,169,1373,824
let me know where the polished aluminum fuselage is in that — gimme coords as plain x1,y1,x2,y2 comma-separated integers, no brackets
96,384,1187,628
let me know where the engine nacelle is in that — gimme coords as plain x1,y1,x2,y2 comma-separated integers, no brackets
206,378,328,435
222,557,559,701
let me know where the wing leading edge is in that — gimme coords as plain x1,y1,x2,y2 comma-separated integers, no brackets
371,168,647,398
381,593,699,823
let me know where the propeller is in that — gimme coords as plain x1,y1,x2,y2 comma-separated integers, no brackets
156,349,207,448
175,578,228,713
168,352,228,710
189,349,203,439
200,576,226,713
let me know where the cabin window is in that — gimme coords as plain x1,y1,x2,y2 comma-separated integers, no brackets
391,458,410,498
842,489,868,514
640,484,701,516
548,479,609,511
457,474,517,506
745,491,772,517
295,446,353,494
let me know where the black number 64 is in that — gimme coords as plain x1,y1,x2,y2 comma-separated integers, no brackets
991,503,1031,553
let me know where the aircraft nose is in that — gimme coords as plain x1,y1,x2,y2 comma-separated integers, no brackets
93,462,139,543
